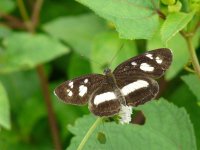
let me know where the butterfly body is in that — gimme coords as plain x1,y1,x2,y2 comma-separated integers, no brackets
54,48,172,117
103,68,126,105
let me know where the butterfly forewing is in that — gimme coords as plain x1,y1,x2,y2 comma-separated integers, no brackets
54,74,105,105
113,48,172,79
89,81,121,117
115,75,159,106
54,48,173,117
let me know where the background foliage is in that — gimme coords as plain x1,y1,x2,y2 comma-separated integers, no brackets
0,0,200,150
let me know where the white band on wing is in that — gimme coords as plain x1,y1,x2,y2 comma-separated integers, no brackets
121,80,149,96
140,63,154,72
94,92,117,105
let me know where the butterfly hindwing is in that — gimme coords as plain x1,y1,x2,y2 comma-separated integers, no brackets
113,48,172,79
54,74,105,105
89,81,121,117
54,48,172,117
115,75,159,106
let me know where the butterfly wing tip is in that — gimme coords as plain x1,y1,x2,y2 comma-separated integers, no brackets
53,89,57,96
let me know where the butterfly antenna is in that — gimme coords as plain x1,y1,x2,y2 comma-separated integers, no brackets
107,43,125,69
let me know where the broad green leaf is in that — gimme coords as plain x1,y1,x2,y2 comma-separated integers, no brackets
0,71,40,112
91,31,137,74
0,32,69,73
0,71,54,149
161,12,195,43
43,14,106,57
168,83,200,149
0,26,12,39
166,34,189,79
77,0,160,39
67,99,196,150
0,0,15,14
181,74,200,101
0,71,46,135
0,81,11,130
148,32,189,80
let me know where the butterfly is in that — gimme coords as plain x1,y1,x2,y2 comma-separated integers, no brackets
54,48,172,117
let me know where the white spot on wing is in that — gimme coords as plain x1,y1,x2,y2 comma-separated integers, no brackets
131,62,137,66
66,89,73,97
68,81,73,88
79,85,87,97
121,80,149,95
146,54,153,59
155,56,162,64
68,91,73,96
84,79,88,84
140,63,154,72
94,92,117,105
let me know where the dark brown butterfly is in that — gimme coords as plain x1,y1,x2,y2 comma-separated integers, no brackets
54,48,172,117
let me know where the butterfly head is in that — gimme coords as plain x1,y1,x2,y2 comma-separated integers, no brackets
103,68,112,75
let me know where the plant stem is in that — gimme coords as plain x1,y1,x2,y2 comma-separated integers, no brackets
37,65,62,150
17,0,29,22
17,0,33,31
77,117,103,150
31,0,44,28
17,0,62,149
184,34,200,78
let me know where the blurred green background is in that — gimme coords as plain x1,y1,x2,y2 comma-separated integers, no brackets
0,0,200,149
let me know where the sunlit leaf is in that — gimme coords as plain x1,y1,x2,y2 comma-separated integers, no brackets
77,0,160,39
68,99,196,150
0,0,15,14
168,82,200,149
181,74,200,101
0,81,11,130
91,31,138,74
0,32,69,73
161,12,194,43
43,14,106,57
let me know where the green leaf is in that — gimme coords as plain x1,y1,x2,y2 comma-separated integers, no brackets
68,52,91,79
0,81,11,130
0,70,46,135
0,32,69,74
43,14,106,57
67,99,196,150
181,74,200,101
0,71,40,112
91,31,138,74
0,0,15,14
76,0,160,39
17,97,46,137
0,26,12,39
148,32,189,80
161,12,194,43
165,33,189,79
167,82,200,149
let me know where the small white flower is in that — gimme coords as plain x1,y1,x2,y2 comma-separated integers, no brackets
119,105,133,124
